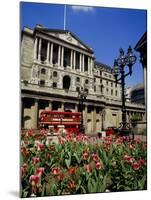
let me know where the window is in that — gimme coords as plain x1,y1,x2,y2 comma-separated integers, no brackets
94,78,96,82
100,71,102,76
41,68,46,74
39,80,45,87
84,88,89,94
106,81,108,85
111,89,113,95
53,82,57,88
94,86,96,92
100,79,102,83
111,82,113,87
106,88,108,93
115,90,118,96
85,79,89,84
76,87,80,92
76,77,80,82
53,71,57,77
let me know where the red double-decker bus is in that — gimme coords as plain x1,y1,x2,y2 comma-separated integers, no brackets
39,111,82,135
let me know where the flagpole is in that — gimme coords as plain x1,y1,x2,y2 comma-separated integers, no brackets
64,4,66,30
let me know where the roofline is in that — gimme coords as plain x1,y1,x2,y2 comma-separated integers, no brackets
34,27,94,53
134,31,147,51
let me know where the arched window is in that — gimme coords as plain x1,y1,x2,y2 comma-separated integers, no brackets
76,77,80,82
53,71,57,77
85,79,89,84
52,82,57,88
63,76,71,90
76,87,80,92
41,68,46,74
39,80,45,87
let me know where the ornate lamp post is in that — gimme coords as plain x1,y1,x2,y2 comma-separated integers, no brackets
78,87,88,134
112,46,137,136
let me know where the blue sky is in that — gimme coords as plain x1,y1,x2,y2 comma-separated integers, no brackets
21,2,147,87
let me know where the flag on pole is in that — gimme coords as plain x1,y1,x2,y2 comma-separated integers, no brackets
64,5,66,30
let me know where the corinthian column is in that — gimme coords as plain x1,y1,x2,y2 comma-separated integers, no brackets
50,42,53,64
80,54,82,72
70,50,73,68
58,45,61,66
46,41,50,63
34,37,38,61
61,46,64,67
38,38,42,61
73,51,76,70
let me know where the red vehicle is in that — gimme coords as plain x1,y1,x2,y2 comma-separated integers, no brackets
105,127,118,136
39,111,82,135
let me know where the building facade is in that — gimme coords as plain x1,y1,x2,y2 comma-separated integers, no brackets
21,25,145,134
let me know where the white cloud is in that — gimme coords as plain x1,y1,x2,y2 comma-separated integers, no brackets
71,5,94,12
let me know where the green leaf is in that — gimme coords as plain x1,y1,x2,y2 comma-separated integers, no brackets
73,152,81,164
41,183,45,196
65,152,71,168
138,174,147,190
88,178,97,193
22,190,28,198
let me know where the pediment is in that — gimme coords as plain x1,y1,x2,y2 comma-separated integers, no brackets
37,28,93,53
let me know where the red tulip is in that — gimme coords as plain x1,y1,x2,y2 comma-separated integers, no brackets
36,167,44,176
92,153,99,162
123,155,133,163
85,164,92,173
96,161,103,170
32,157,40,165
52,167,60,175
132,162,141,170
83,151,89,160
138,158,145,166
29,175,39,185
21,163,27,178
68,180,76,189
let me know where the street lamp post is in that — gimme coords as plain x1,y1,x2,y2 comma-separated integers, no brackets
78,87,88,134
112,46,137,136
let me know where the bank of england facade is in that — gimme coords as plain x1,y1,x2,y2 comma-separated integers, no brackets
21,24,145,134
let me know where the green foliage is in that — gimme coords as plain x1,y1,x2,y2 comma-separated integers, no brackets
20,133,147,197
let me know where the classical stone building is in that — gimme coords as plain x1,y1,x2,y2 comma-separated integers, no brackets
21,25,145,134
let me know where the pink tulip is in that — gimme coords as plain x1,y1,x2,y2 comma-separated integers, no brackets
96,161,103,170
52,167,60,175
132,162,141,170
29,175,39,185
36,167,45,176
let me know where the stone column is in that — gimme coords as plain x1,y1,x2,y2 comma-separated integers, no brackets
50,42,53,64
46,41,50,63
92,107,96,133
80,54,82,72
33,99,38,129
49,101,52,110
61,102,64,111
88,57,90,75
84,105,88,132
34,37,38,61
73,51,76,70
38,38,42,62
83,54,85,72
70,50,73,68
61,46,64,67
90,58,93,75
58,45,61,66
75,104,78,112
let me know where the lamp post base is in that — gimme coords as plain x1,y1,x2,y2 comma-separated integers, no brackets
119,128,131,137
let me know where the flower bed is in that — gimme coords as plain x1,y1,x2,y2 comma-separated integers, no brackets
21,129,147,197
